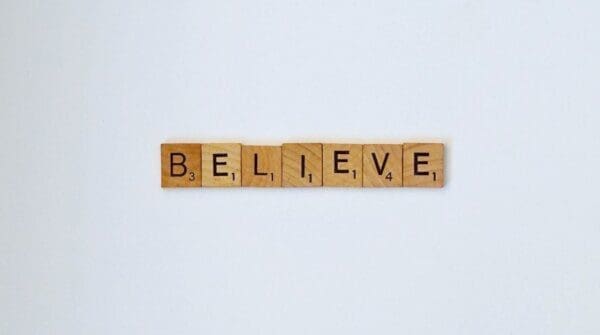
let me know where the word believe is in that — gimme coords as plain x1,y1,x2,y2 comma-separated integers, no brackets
161,143,444,188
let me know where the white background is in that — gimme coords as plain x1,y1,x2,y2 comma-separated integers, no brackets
1,1,599,334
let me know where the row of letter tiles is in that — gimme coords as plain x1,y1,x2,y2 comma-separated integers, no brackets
161,143,444,188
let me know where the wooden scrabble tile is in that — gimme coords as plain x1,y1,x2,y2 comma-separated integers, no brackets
201,143,241,187
161,143,202,187
403,143,444,187
322,144,362,187
241,145,282,187
363,144,403,187
282,143,322,187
